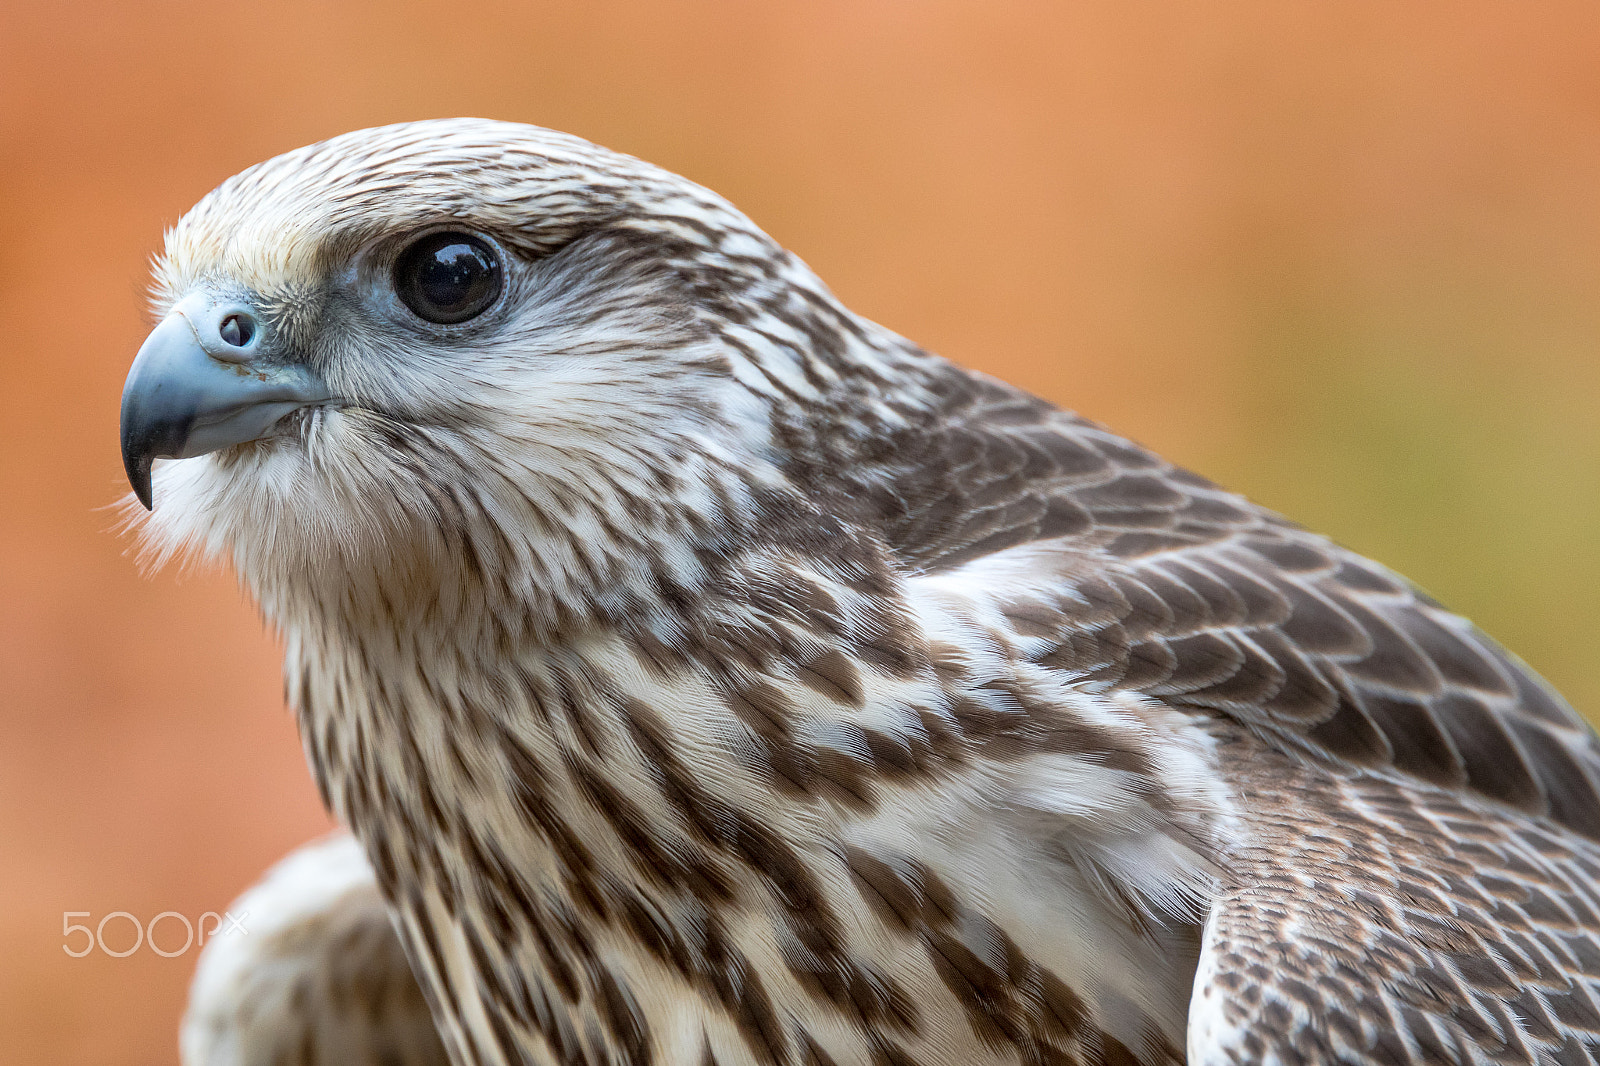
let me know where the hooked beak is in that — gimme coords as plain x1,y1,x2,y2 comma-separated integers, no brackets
120,292,330,509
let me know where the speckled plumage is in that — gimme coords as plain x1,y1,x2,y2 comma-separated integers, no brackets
182,834,448,1066
135,119,1600,1066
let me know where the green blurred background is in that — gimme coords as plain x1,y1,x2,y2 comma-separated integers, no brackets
4,2,1600,1062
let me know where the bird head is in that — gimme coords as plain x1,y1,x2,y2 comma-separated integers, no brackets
121,119,910,629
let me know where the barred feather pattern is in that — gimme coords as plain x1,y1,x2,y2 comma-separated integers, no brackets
133,120,1600,1066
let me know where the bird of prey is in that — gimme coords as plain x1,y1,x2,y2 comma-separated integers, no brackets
121,119,1600,1066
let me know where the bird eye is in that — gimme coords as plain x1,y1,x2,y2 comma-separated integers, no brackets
394,232,502,325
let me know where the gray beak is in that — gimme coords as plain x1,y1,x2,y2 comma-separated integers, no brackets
120,292,330,509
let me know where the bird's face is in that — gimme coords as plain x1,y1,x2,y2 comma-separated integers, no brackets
122,120,797,618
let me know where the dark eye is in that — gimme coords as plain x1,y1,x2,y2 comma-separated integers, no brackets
394,232,502,324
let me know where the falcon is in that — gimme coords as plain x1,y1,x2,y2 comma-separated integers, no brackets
121,119,1600,1066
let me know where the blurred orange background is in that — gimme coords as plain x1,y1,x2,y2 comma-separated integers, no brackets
5,2,1600,1062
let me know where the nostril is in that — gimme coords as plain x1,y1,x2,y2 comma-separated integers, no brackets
219,313,257,348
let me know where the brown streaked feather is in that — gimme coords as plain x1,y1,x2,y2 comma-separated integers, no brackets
181,835,451,1066
1191,722,1600,1065
786,365,1600,844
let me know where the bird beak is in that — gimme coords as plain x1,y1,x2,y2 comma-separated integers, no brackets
120,291,330,509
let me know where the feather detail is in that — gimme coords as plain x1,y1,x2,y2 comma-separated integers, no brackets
127,119,1600,1066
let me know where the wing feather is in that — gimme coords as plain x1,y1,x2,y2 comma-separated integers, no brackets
784,363,1600,1062
788,366,1600,840
1188,727,1600,1065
